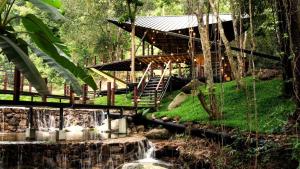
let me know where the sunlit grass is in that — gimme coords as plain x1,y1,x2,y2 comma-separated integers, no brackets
155,77,296,133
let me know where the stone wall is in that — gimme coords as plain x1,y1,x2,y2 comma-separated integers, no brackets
0,107,134,133
0,136,149,169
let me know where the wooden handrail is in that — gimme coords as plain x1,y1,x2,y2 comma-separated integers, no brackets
155,61,171,91
137,62,152,89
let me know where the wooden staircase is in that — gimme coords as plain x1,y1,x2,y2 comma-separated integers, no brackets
138,76,170,106
136,61,172,107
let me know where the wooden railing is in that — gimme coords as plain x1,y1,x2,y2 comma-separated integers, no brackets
155,60,171,108
137,62,153,93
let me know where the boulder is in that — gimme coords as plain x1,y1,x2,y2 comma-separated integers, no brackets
257,69,281,80
167,92,188,110
181,79,204,94
136,125,145,133
145,128,171,139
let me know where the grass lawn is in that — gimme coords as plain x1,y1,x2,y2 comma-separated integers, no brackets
155,77,296,133
94,94,133,106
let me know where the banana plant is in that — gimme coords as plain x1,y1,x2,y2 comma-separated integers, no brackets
0,0,97,96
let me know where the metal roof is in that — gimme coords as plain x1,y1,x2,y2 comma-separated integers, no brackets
122,15,233,31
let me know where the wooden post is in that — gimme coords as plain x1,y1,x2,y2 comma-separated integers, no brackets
98,81,102,96
82,84,88,104
20,74,24,92
64,83,67,96
107,82,111,106
151,44,154,55
107,82,111,133
42,78,47,102
28,107,34,128
13,68,20,103
69,87,74,104
147,44,150,55
170,62,173,75
120,108,124,118
142,40,145,56
111,83,115,106
133,83,138,107
3,72,7,90
154,90,158,110
178,63,182,77
59,108,64,130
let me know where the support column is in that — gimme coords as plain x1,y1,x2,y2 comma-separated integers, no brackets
107,82,112,134
82,84,88,104
178,63,182,77
42,78,47,102
133,83,138,107
3,72,7,90
69,87,74,104
151,44,154,55
142,40,145,56
26,107,35,140
13,67,20,103
58,107,66,141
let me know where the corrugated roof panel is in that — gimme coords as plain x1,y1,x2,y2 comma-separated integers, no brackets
132,14,232,31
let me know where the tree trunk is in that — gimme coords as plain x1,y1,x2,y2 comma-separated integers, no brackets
209,0,243,89
195,0,220,120
290,0,300,108
276,0,294,98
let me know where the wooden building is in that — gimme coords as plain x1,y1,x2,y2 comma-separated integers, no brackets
90,15,248,106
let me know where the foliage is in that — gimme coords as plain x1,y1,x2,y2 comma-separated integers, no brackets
155,77,296,133
0,0,97,95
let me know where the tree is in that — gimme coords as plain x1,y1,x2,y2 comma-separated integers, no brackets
209,0,244,89
190,0,220,119
0,0,97,95
124,0,143,83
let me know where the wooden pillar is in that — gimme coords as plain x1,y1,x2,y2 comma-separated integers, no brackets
169,62,172,76
20,74,24,92
98,81,102,96
107,82,111,133
3,72,8,90
13,67,20,103
28,107,34,128
151,44,154,55
133,83,138,107
111,83,115,106
82,84,88,104
142,40,145,56
147,44,150,55
42,78,47,102
64,83,67,96
178,63,182,77
69,87,74,104
59,108,64,130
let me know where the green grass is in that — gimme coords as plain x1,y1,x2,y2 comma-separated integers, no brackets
155,77,296,133
94,94,133,106
0,93,133,105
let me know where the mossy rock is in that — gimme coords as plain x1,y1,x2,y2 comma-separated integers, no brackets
168,92,188,110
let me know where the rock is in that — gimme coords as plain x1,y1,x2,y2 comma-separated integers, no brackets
145,128,171,139
161,117,170,122
167,92,188,110
257,69,281,80
136,125,145,133
151,114,156,120
181,79,204,94
122,163,144,169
